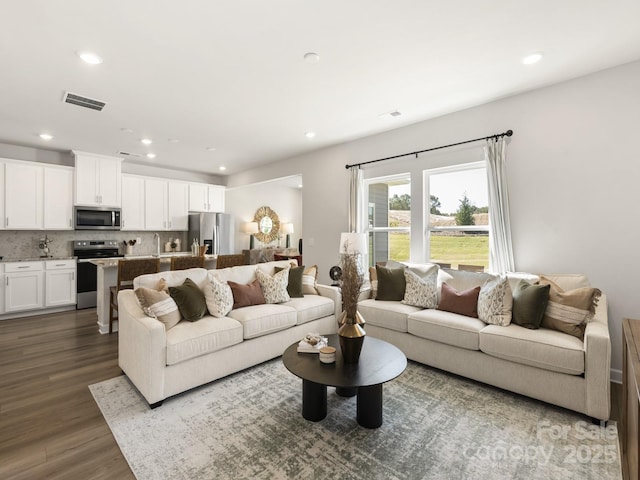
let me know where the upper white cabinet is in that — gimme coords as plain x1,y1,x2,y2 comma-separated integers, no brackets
188,183,225,212
0,162,5,231
73,151,122,207
43,167,74,230
144,179,189,231
5,162,44,229
121,175,145,231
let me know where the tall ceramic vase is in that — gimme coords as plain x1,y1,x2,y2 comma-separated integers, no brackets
338,310,366,364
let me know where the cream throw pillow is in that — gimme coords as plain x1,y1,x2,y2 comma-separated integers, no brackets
402,268,438,309
135,283,181,330
203,276,234,318
256,267,291,304
477,276,513,326
302,265,319,295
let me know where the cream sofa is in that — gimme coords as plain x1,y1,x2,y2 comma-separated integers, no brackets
358,269,611,421
118,260,339,407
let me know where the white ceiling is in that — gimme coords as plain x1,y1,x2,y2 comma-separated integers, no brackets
1,1,639,176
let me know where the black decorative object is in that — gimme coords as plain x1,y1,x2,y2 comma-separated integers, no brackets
329,265,342,286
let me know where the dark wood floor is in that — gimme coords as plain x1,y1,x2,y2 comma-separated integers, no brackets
0,309,134,480
0,308,624,479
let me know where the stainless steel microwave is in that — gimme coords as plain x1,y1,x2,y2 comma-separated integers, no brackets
74,206,121,230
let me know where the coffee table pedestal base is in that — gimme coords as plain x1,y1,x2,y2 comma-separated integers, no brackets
356,384,383,428
302,380,327,421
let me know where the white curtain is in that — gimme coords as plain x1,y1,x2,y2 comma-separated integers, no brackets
349,166,364,233
485,138,515,273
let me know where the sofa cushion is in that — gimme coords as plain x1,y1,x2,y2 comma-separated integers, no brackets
228,279,266,309
511,281,550,329
228,304,297,339
479,324,585,375
165,316,244,366
134,268,209,290
402,267,438,309
408,309,486,350
256,267,291,304
438,283,481,318
539,276,601,340
358,298,421,333
439,268,497,292
375,265,406,301
477,276,513,326
281,295,335,325
168,278,208,322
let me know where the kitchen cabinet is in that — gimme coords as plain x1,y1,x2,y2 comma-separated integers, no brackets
5,262,44,313
74,151,122,207
121,175,145,230
0,264,5,314
45,260,76,307
5,162,43,229
188,183,225,212
144,179,189,231
43,166,74,230
0,162,4,231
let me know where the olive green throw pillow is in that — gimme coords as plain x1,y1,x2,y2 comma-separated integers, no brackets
168,277,207,322
275,265,305,298
375,265,406,301
511,280,550,329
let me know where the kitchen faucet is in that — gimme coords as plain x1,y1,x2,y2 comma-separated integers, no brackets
153,233,160,257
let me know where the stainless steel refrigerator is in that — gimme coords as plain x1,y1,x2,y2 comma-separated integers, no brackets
188,213,234,255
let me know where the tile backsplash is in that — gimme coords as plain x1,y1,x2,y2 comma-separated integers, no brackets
0,231,188,259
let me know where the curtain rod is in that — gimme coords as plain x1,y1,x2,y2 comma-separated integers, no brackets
345,129,513,169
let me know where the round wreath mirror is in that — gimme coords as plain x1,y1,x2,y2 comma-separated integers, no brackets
253,206,280,244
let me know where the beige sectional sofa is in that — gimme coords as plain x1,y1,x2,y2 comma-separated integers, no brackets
358,268,611,421
118,260,339,407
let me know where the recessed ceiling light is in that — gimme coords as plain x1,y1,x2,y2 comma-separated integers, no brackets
305,131,316,139
303,52,320,64
39,133,53,140
219,166,226,171
78,51,103,65
206,147,217,152
141,138,152,145
146,153,156,159
522,52,543,65
298,184,303,188
120,128,134,134
168,138,179,143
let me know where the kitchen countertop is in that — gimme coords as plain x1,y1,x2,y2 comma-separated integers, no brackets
0,256,77,263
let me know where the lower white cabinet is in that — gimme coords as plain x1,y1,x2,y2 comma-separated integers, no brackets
5,262,44,313
3,260,77,313
45,260,76,307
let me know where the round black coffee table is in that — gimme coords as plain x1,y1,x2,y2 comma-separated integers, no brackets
282,334,407,428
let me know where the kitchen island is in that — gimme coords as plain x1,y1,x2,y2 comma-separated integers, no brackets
92,253,217,334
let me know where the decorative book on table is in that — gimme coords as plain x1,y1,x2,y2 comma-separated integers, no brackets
297,333,328,353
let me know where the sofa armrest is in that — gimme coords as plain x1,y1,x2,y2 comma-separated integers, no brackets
583,293,611,420
316,284,342,319
118,290,167,405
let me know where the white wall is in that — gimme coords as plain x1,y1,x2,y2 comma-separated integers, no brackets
228,59,640,379
225,178,302,254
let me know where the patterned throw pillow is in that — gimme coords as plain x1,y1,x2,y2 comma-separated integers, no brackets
539,276,601,340
256,267,291,304
402,268,438,308
203,276,234,318
369,267,378,299
302,265,319,295
477,276,513,326
135,286,181,330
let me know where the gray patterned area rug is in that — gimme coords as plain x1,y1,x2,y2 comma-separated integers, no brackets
90,360,621,480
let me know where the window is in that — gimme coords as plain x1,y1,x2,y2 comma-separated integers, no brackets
425,162,489,271
364,174,411,266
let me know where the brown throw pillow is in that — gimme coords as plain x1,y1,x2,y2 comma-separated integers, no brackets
375,265,406,301
511,280,550,329
539,276,601,339
437,283,481,318
228,279,266,309
168,278,207,322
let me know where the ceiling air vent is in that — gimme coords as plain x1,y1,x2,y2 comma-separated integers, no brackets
63,91,107,111
118,151,144,157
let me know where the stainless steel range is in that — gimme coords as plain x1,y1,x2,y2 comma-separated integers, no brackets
73,240,122,309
